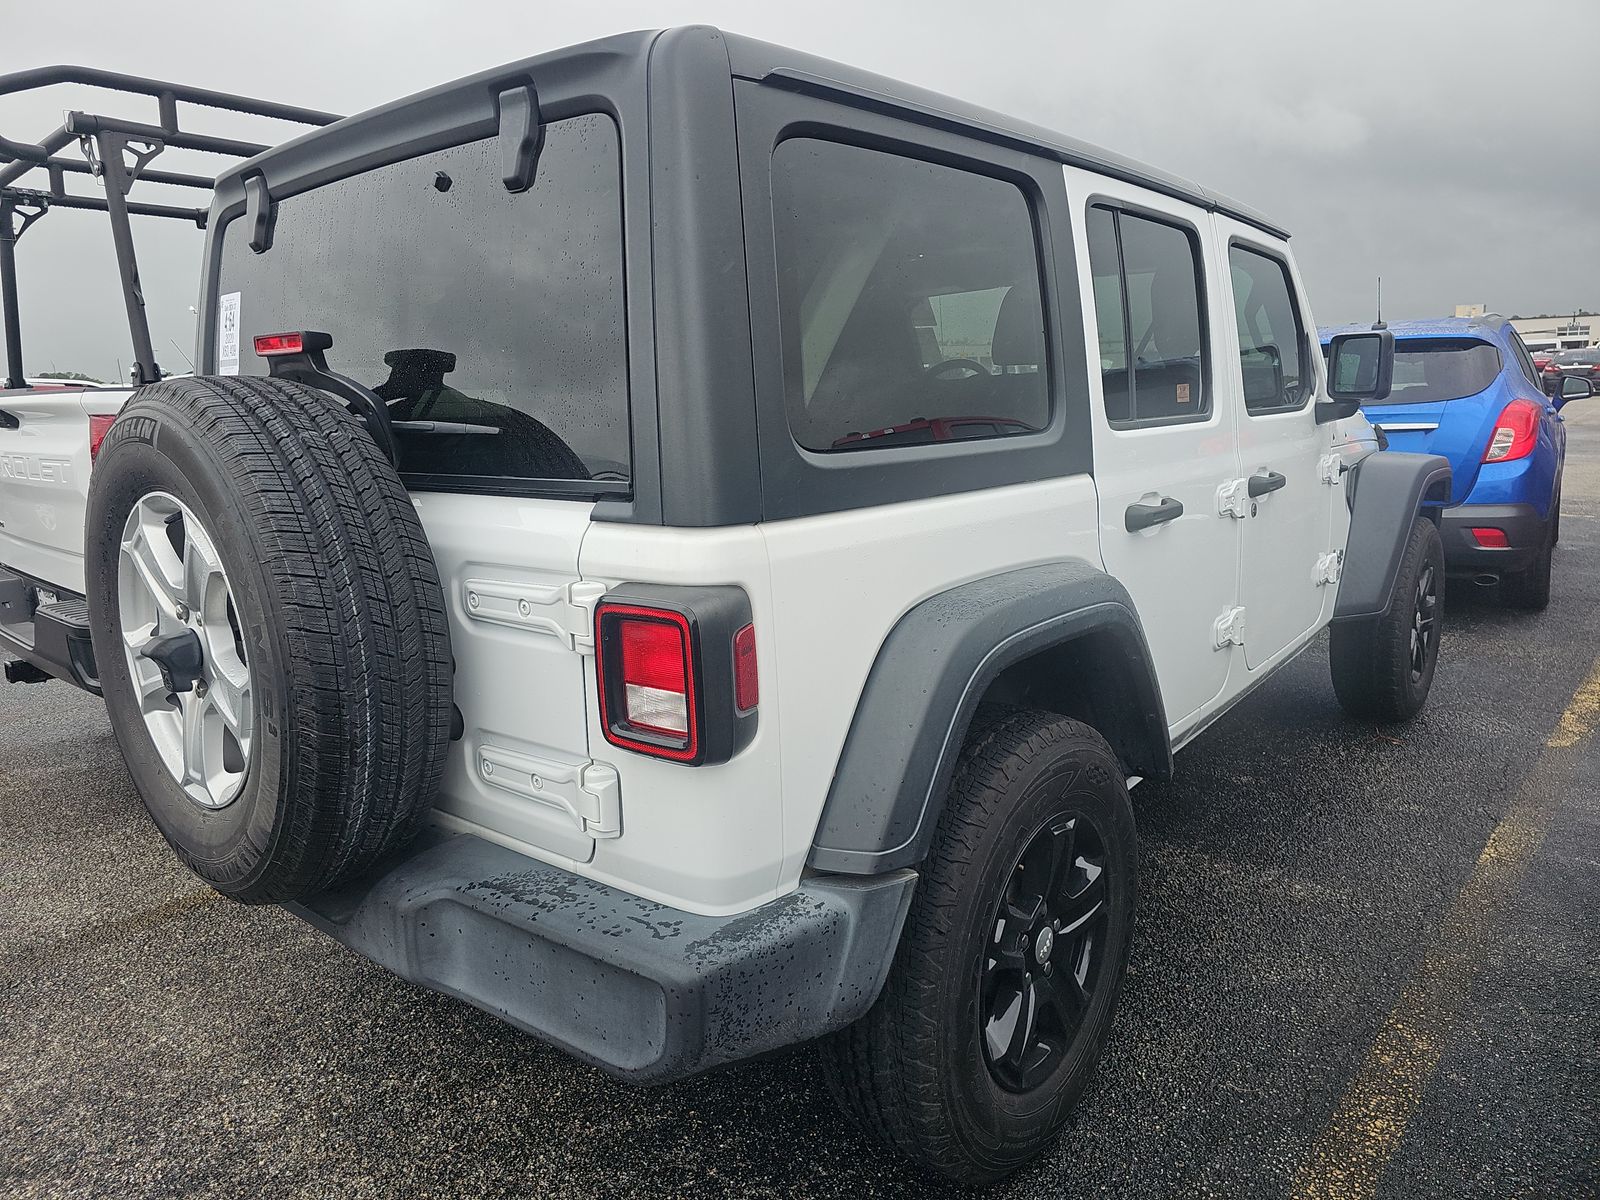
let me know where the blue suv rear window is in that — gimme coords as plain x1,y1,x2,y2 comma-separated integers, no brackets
1382,338,1501,405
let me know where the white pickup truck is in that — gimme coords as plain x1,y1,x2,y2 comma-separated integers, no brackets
0,381,128,682
1,37,1453,1183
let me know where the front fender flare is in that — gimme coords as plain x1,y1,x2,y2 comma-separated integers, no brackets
807,560,1170,876
1334,451,1452,622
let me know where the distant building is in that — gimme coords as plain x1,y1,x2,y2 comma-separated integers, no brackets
1507,313,1596,353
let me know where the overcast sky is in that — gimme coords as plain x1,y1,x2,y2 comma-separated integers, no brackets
5,0,1597,382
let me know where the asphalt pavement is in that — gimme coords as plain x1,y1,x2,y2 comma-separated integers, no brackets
3,404,1597,1200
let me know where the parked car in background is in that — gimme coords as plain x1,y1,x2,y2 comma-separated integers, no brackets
1547,347,1600,394
1322,316,1593,609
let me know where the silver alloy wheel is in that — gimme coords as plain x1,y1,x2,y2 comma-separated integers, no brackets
118,492,252,810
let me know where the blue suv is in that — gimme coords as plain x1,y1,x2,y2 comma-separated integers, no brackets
1321,315,1593,610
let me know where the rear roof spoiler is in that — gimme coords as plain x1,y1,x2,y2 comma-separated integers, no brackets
0,66,341,388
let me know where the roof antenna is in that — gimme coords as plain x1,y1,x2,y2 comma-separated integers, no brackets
1371,276,1386,331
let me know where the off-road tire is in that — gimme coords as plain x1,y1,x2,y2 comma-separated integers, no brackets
818,711,1138,1184
86,375,452,903
1329,516,1444,721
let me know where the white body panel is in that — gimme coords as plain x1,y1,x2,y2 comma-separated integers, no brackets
1064,167,1243,735
0,386,130,592
1213,217,1338,671
409,492,600,866
577,474,1103,913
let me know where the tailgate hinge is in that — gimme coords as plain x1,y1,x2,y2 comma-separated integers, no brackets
477,745,622,839
1319,454,1345,485
566,581,606,655
1216,478,1250,519
1315,550,1344,586
1213,606,1246,650
462,577,607,654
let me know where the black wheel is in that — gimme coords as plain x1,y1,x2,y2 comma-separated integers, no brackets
86,375,453,903
1501,521,1553,611
1330,517,1444,721
819,711,1137,1184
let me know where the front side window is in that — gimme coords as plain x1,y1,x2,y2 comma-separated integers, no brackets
1085,205,1208,425
770,139,1050,452
217,113,628,490
1228,245,1309,413
1385,338,1502,404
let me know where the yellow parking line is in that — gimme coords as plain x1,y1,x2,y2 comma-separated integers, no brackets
1547,664,1600,749
1289,655,1600,1200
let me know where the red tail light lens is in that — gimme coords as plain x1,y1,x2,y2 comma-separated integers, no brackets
597,603,699,760
733,623,758,713
253,332,305,357
1482,399,1541,463
87,414,116,462
1470,527,1509,548
619,617,691,737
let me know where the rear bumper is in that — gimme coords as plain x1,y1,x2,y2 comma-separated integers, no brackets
0,566,99,691
1439,502,1546,575
289,831,916,1084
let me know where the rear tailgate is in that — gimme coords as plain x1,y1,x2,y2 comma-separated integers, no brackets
0,386,130,592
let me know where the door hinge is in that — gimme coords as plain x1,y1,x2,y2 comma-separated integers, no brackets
462,577,607,654
1213,606,1246,650
1315,550,1344,586
1217,478,1250,519
1319,454,1345,485
477,744,622,839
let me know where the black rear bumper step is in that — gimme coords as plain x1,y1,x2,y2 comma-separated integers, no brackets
290,831,917,1085
0,569,99,692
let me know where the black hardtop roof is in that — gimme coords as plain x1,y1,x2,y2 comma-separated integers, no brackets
214,26,1288,240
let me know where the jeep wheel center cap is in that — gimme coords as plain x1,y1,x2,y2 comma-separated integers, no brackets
1035,924,1054,965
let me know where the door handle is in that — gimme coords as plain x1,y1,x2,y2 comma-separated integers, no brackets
1125,496,1184,532
1247,470,1287,498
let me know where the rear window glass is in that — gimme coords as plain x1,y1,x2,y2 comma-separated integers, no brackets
1556,349,1600,364
1382,338,1502,404
216,113,628,491
769,138,1050,453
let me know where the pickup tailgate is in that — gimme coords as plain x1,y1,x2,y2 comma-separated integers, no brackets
0,386,131,593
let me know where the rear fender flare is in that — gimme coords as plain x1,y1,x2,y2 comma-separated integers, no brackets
807,560,1171,876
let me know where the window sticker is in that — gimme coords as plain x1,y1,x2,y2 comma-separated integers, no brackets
218,292,241,376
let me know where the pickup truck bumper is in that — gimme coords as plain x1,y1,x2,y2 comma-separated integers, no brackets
1438,502,1547,576
289,831,916,1084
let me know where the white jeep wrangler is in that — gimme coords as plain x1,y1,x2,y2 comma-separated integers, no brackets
0,30,1450,1183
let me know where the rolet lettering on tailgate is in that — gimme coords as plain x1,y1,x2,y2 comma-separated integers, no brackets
0,454,73,485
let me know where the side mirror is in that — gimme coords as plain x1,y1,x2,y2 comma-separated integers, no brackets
1318,330,1395,425
1556,375,1594,409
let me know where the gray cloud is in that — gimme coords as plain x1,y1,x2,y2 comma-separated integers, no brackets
5,0,1597,381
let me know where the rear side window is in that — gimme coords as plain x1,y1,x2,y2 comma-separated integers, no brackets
769,139,1049,452
1085,205,1208,425
1228,245,1309,413
1384,338,1502,404
217,113,628,492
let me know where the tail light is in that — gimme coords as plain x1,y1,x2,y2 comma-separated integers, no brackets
1482,399,1541,463
87,414,116,462
595,588,757,765
253,332,307,356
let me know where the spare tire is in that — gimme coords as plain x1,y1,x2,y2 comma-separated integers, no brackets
85,375,452,903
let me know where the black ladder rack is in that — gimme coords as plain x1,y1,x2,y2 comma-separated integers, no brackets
0,66,341,389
